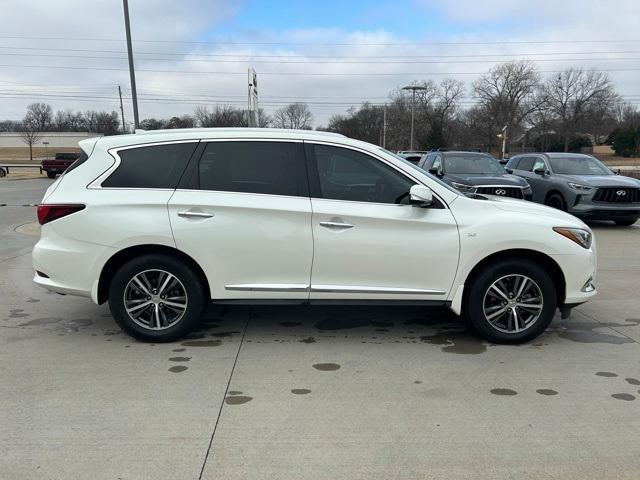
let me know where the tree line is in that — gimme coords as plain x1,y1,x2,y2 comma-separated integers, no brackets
323,62,640,156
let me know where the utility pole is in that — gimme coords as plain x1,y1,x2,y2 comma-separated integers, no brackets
118,85,126,133
402,84,428,151
248,68,258,127
122,0,139,130
382,104,387,149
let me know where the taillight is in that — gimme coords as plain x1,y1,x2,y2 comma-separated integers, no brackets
37,204,85,225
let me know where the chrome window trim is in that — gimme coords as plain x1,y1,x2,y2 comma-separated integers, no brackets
87,139,201,190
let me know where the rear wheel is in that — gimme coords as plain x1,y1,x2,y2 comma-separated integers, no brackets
464,259,557,344
46,171,56,179
614,218,637,226
108,254,207,342
545,193,566,211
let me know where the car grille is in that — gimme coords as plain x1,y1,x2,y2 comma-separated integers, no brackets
475,187,524,199
592,187,640,203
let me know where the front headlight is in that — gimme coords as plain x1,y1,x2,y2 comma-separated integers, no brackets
568,182,594,192
553,227,592,249
451,182,476,193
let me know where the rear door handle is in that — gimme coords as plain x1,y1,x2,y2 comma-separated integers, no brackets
178,211,214,219
319,221,354,229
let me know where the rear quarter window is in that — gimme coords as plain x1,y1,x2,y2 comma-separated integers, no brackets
102,142,198,189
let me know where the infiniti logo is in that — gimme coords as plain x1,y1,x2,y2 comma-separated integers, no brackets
616,190,627,196
495,189,507,195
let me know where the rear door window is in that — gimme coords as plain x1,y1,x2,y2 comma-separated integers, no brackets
102,142,198,189
197,141,307,197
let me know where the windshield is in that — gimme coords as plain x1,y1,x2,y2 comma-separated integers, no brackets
548,156,611,175
443,154,505,175
382,149,459,194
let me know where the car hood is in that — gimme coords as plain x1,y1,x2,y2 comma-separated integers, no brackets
555,174,640,187
445,173,528,187
486,195,588,228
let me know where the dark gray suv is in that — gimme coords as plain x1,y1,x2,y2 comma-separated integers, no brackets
418,151,532,199
506,153,640,226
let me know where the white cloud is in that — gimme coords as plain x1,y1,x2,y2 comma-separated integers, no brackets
0,0,638,127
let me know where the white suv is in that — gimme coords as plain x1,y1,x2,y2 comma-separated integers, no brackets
33,128,597,343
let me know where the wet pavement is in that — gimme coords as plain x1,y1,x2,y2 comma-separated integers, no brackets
1,179,639,479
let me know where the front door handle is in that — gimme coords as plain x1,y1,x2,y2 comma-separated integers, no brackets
178,211,214,219
319,221,354,229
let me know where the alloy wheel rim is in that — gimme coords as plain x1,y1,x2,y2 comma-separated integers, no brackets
482,274,543,334
123,269,188,331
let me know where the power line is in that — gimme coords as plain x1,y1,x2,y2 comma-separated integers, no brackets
3,45,640,59
1,35,639,46
2,51,640,64
3,63,640,76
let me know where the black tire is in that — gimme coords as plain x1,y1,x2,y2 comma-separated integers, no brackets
614,218,637,226
464,259,557,344
108,254,207,342
545,192,566,211
46,171,56,178
0,168,6,177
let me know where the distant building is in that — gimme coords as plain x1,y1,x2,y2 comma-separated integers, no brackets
0,132,102,149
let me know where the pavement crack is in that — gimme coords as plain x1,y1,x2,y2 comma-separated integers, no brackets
198,308,251,479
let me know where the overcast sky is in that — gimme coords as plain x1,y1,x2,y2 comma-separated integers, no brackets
1,0,639,127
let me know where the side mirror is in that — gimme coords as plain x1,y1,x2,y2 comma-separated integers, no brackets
505,168,514,174
409,184,433,207
611,168,620,175
533,167,547,176
428,167,442,176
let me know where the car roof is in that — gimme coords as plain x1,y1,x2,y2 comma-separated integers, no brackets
441,151,493,157
88,128,350,151
511,152,593,158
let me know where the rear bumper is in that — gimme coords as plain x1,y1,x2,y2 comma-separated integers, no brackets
32,226,116,303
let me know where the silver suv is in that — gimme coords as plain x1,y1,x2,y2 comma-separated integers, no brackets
506,153,640,226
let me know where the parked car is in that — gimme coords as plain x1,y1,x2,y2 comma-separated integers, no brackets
33,128,596,344
396,151,428,165
41,152,80,178
417,151,532,200
506,153,640,226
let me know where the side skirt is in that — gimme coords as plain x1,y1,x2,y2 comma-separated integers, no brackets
212,299,448,307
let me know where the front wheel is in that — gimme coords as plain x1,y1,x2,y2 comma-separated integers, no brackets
545,193,566,211
614,218,637,226
108,254,207,342
464,259,557,344
46,171,56,178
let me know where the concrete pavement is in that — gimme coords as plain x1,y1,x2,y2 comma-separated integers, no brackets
0,179,638,479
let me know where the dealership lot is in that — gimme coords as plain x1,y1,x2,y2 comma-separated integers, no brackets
1,179,639,479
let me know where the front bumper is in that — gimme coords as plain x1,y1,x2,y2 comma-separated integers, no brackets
569,195,640,220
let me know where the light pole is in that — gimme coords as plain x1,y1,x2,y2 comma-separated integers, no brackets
402,84,427,151
497,125,507,160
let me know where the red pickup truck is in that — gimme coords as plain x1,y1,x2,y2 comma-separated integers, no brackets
41,152,80,178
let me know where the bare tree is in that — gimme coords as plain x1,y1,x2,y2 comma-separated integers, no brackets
542,68,618,151
19,123,43,161
24,103,53,131
194,105,245,127
272,103,313,129
472,61,541,150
